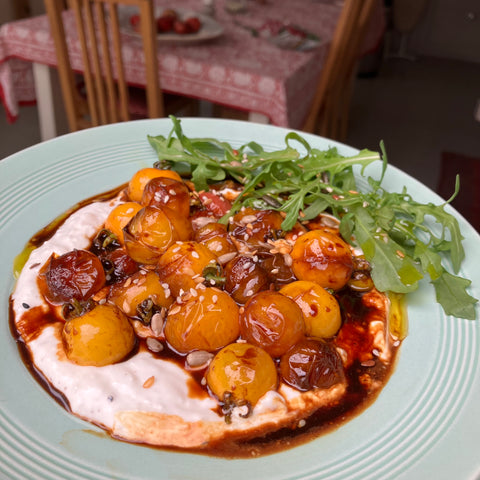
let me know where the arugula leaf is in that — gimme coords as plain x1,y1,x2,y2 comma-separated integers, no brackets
148,116,477,320
432,271,477,319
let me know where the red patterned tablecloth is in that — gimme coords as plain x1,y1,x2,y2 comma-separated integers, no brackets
0,0,385,129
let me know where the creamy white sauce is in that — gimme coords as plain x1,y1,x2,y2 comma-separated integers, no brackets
12,199,222,428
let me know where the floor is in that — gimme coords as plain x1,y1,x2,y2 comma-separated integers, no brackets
1,56,479,195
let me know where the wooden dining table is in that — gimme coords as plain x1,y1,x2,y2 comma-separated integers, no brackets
0,0,385,141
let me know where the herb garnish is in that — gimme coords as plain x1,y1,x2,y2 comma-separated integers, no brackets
148,116,477,320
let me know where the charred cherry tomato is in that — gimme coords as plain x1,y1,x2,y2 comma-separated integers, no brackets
257,250,296,288
279,338,344,391
141,177,190,218
193,222,237,260
102,248,139,284
156,241,217,298
290,229,354,291
108,269,172,318
229,208,284,247
62,304,135,366
206,342,277,406
123,206,177,264
104,202,142,244
127,168,182,203
164,287,239,353
41,249,106,304
280,280,342,338
240,291,305,357
224,255,269,305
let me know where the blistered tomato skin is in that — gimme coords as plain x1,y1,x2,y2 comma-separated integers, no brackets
102,248,139,284
257,251,296,288
164,287,240,354
141,177,190,218
229,208,284,246
127,168,182,203
62,304,136,366
279,338,344,391
156,241,217,298
290,230,354,291
123,206,176,264
193,222,237,260
162,206,193,242
42,249,106,304
104,202,143,244
206,342,278,406
108,270,172,317
224,255,269,305
280,280,342,338
240,291,305,357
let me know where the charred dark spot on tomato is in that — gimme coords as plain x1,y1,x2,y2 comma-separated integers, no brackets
91,229,121,256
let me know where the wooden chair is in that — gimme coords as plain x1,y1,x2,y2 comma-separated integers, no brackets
302,0,378,141
43,0,188,131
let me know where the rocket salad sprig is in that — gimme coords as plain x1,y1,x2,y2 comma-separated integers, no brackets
148,116,477,320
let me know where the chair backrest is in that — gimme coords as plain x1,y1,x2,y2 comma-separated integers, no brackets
43,0,164,131
302,0,378,140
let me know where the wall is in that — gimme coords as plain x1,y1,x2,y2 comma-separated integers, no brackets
408,0,480,63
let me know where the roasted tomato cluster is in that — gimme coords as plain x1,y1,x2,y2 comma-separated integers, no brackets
39,167,377,416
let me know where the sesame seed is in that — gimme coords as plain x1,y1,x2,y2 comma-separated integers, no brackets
361,360,376,367
192,251,200,259
283,253,293,267
212,294,218,304
241,215,257,224
186,350,214,369
143,376,155,388
146,337,164,352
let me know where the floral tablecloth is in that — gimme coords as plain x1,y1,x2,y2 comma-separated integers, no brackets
0,0,385,129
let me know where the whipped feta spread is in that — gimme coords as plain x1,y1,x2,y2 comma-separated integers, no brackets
11,200,221,428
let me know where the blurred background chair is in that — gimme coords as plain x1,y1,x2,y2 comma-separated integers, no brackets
43,0,195,132
302,0,378,141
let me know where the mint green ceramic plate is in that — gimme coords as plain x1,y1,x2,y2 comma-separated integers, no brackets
1,118,479,480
